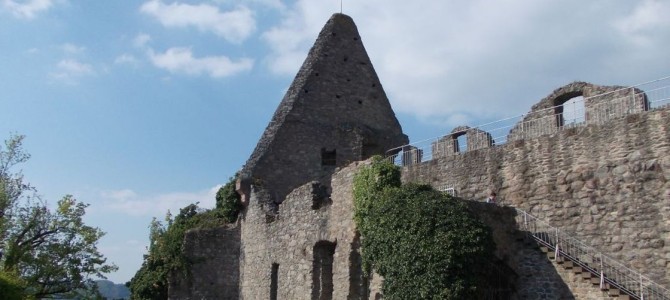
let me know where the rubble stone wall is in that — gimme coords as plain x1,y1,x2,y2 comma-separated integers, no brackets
168,225,241,300
403,108,670,287
239,162,366,299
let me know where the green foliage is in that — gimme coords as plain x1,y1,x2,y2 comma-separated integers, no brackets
353,156,402,239
130,175,242,299
215,175,242,223
0,269,28,300
353,157,496,299
128,203,231,300
0,134,116,299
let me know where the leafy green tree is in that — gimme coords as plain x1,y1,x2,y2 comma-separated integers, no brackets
0,269,27,300
127,217,169,300
129,175,242,299
0,134,116,299
129,203,231,299
215,175,242,223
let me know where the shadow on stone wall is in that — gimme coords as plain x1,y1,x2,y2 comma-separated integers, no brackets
465,201,577,299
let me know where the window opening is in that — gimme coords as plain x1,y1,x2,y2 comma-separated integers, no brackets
271,263,279,300
321,148,336,166
312,241,336,300
561,96,585,126
456,134,467,153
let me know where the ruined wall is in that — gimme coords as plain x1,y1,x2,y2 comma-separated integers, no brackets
432,126,495,159
507,82,648,142
168,225,241,300
239,162,367,300
403,108,670,287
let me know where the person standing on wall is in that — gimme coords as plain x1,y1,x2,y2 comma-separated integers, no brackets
486,192,497,204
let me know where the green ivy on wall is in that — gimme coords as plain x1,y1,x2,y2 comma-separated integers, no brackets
353,156,497,299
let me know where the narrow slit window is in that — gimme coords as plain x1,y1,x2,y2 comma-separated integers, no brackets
270,263,279,300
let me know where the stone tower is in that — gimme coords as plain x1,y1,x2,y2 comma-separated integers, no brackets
238,13,408,209
228,13,408,300
170,14,408,300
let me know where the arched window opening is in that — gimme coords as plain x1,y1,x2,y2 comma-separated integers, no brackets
553,92,584,128
561,96,585,126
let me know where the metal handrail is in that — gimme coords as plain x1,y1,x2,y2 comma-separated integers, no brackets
514,208,670,300
385,75,670,166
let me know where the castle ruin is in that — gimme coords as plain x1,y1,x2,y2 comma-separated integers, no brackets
168,13,670,300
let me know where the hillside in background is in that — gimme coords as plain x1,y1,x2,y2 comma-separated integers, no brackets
96,280,130,300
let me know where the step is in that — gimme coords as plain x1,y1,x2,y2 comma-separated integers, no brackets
590,277,602,286
547,252,555,259
560,260,574,269
540,246,549,253
581,271,593,279
607,287,621,296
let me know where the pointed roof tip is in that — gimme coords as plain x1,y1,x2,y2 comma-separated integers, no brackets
328,12,355,26
330,12,352,19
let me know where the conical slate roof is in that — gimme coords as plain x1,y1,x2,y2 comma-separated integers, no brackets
241,13,408,202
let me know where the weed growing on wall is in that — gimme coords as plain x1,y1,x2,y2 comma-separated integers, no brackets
353,156,496,299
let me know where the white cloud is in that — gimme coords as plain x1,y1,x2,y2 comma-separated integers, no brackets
57,59,93,74
61,43,85,54
2,0,54,19
101,185,221,217
140,0,256,43
133,33,152,48
49,58,94,83
215,0,285,10
262,1,670,128
114,54,139,65
148,47,253,78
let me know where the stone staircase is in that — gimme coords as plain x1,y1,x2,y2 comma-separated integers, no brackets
538,243,631,299
516,208,670,300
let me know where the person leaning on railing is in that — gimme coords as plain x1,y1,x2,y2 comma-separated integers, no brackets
486,192,497,204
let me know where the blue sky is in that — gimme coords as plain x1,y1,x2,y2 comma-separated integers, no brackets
1,0,669,283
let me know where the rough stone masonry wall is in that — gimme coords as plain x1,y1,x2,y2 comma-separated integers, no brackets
402,107,670,287
168,225,241,300
239,162,367,299
470,202,614,299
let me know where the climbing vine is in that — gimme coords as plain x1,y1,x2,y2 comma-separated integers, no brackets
353,156,497,299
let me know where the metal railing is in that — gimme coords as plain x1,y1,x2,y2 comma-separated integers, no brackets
386,75,670,166
514,208,670,300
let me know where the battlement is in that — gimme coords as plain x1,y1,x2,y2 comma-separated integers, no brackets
389,76,669,165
